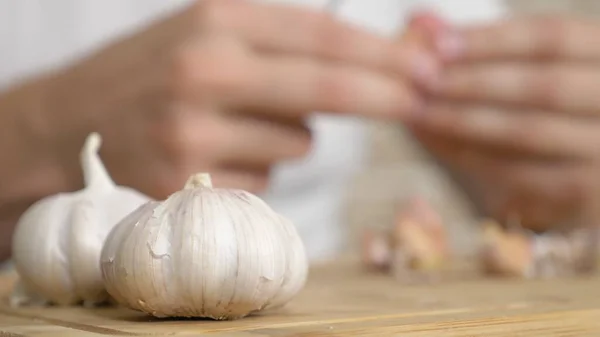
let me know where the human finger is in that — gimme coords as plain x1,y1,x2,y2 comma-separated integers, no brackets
233,55,424,119
434,63,600,116
155,107,312,169
213,113,312,168
488,161,584,231
140,106,305,196
177,46,424,119
438,16,600,62
411,102,600,159
192,0,438,82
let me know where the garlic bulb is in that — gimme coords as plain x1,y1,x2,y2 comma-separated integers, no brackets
100,173,309,320
11,133,151,306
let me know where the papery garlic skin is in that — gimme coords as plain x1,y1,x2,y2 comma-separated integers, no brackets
11,133,151,306
100,173,309,320
479,220,598,279
530,228,598,278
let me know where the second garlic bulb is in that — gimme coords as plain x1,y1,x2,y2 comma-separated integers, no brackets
11,133,151,306
100,173,309,320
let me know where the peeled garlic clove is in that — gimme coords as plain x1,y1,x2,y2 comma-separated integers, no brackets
396,221,444,270
360,228,391,271
11,133,152,306
100,173,309,320
391,198,448,273
480,220,533,278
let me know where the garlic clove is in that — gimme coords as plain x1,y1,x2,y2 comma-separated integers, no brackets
100,173,309,320
480,220,533,278
69,197,107,303
106,201,167,315
12,194,82,305
391,198,448,274
396,221,445,270
262,215,309,311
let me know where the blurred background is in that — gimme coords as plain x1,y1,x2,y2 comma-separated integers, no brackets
343,0,600,258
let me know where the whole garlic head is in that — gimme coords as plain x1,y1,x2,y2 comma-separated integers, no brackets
11,133,151,306
100,173,309,320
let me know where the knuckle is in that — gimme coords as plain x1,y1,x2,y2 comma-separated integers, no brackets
533,15,570,58
444,66,483,97
155,110,222,166
458,105,497,137
156,119,195,165
170,43,252,100
315,70,356,111
305,11,346,56
193,0,236,31
170,48,199,100
289,126,313,157
530,66,564,107
506,113,541,149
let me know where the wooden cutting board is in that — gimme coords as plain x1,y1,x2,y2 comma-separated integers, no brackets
0,260,599,336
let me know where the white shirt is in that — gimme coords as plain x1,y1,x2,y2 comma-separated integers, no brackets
0,0,506,262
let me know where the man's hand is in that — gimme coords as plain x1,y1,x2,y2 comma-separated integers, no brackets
408,15,600,231
39,0,439,199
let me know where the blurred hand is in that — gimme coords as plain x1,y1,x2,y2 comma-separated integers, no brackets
45,0,438,198
408,15,600,231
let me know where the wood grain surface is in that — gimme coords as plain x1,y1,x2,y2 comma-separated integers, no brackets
0,260,599,336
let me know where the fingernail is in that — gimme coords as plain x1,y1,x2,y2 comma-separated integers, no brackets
435,30,465,61
410,52,441,91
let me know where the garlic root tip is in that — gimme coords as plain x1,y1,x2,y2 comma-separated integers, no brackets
184,173,213,189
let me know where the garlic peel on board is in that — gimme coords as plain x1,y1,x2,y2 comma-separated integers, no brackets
10,133,151,306
361,228,391,271
360,197,448,283
479,220,598,279
100,173,309,320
